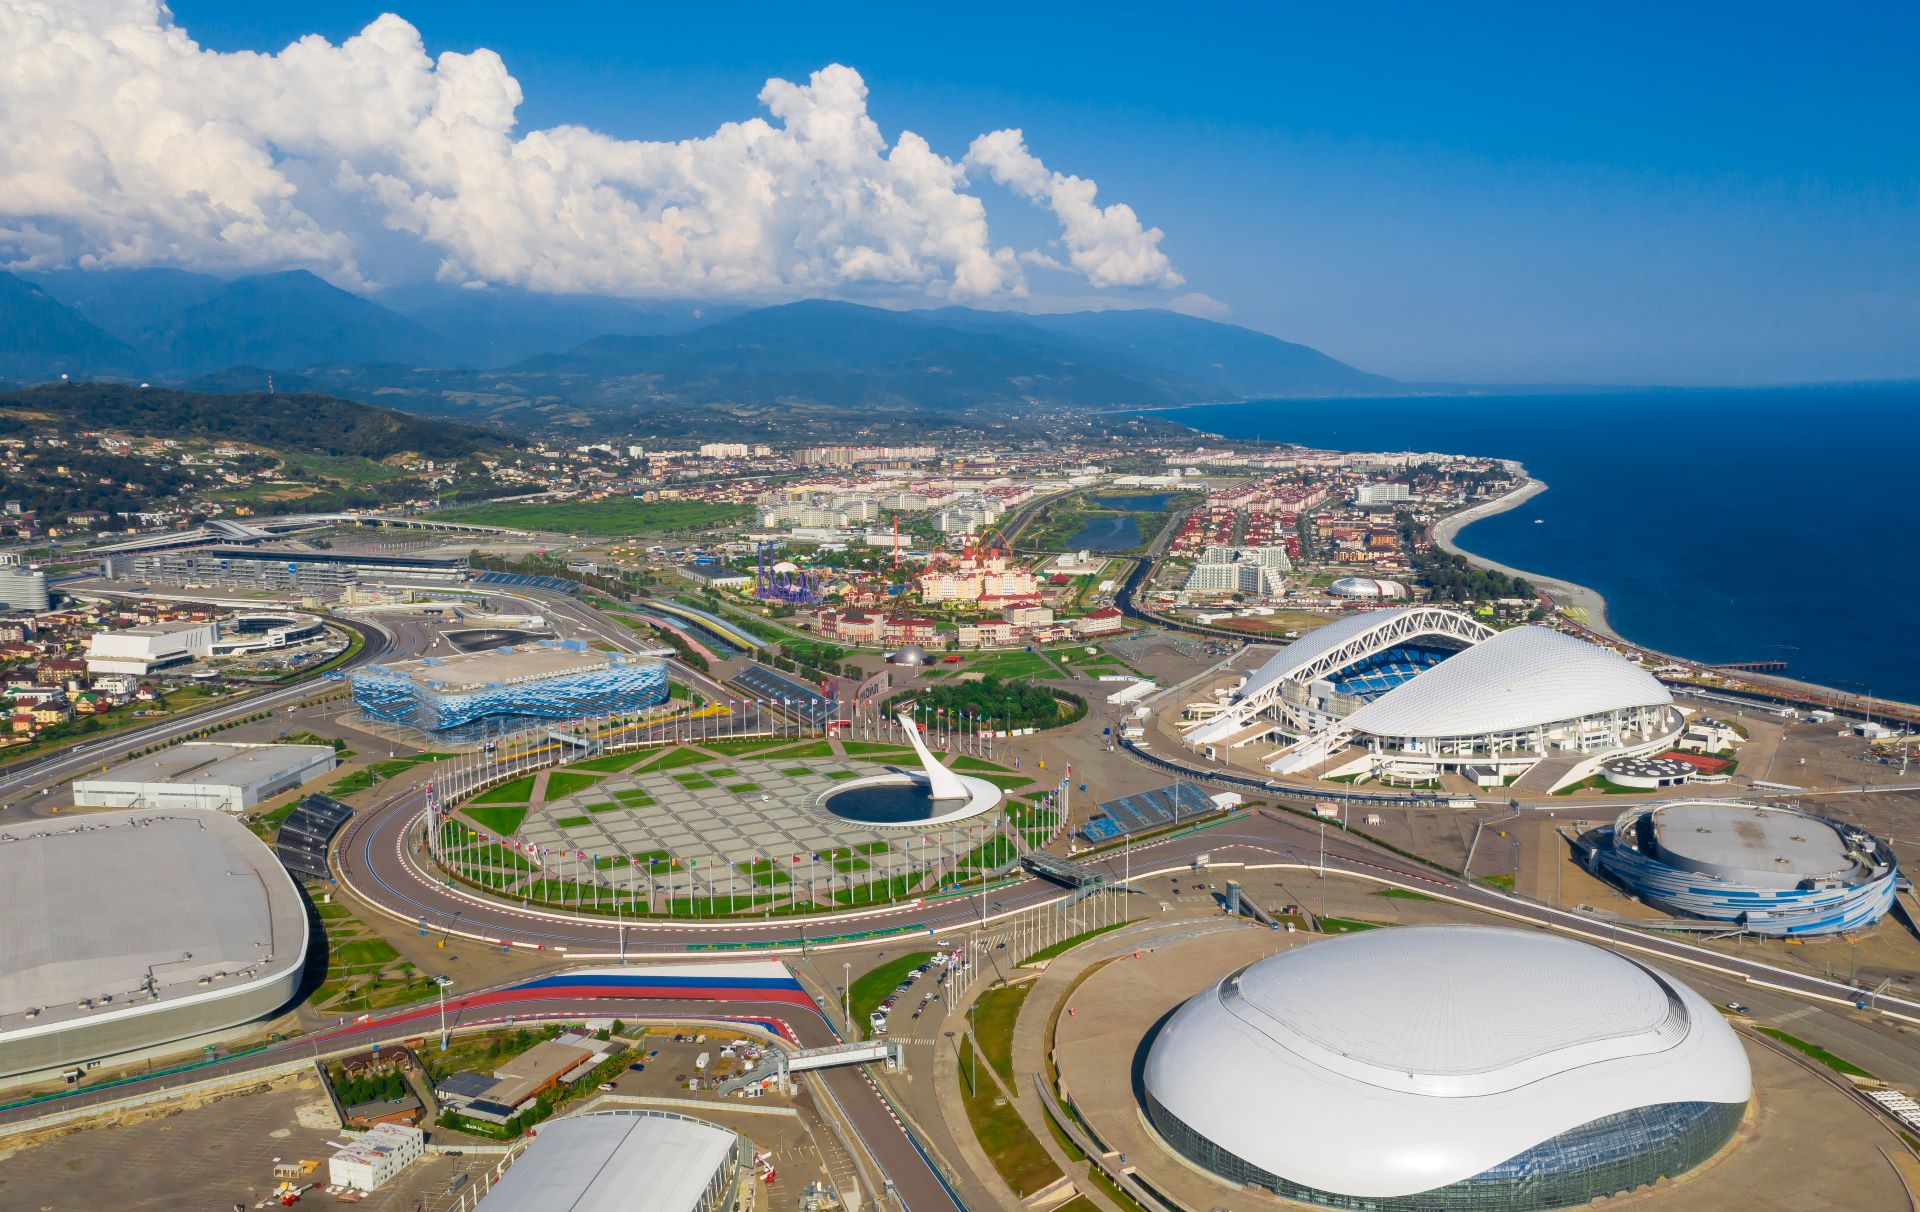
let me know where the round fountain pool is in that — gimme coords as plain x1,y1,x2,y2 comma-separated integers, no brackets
817,771,1003,829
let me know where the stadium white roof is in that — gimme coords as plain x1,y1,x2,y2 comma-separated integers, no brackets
0,810,305,1030
1144,926,1750,1199
1343,625,1669,739
476,1110,737,1212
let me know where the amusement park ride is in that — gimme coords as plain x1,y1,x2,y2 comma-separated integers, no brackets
754,541,823,605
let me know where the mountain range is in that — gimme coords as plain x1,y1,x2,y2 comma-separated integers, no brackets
0,267,1397,433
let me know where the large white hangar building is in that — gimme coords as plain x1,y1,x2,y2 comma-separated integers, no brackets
1182,608,1680,792
0,810,308,1083
1143,926,1751,1211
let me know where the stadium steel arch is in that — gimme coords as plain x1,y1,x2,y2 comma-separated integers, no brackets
1187,607,1495,749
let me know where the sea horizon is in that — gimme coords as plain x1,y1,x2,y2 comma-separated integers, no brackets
1147,385,1920,706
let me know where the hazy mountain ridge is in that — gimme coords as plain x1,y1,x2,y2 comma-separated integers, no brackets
0,268,1396,432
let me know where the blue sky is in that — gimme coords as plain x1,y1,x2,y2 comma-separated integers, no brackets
71,4,1920,383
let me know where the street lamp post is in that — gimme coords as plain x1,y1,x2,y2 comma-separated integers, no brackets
435,977,451,1051
843,961,852,1037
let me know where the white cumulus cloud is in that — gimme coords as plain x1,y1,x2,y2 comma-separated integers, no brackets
966,129,1183,289
0,1,1180,302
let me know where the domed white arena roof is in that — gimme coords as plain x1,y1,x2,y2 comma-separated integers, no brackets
1143,926,1750,1201
1342,625,1669,739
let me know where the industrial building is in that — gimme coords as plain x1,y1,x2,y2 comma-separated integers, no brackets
475,1109,748,1212
0,810,308,1082
350,639,667,734
85,619,220,676
1184,609,1680,792
97,546,470,594
73,741,338,813
1142,926,1750,1211
1585,800,1898,936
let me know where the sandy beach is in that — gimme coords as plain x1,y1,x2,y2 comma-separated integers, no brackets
1431,478,1622,641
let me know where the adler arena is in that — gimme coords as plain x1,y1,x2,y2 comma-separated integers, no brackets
1143,926,1751,1211
1183,608,1680,792
0,810,307,1082
1586,800,1898,936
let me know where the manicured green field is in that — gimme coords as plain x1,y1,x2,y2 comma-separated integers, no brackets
431,499,753,535
463,804,529,836
544,771,605,799
473,775,537,804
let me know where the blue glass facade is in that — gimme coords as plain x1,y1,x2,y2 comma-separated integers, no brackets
1590,806,1897,937
350,652,667,734
1145,1091,1745,1211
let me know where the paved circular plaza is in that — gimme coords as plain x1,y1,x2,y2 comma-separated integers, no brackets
448,743,1047,907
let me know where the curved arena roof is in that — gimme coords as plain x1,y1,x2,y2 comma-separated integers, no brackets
0,809,307,1074
1343,625,1669,739
1143,926,1749,1201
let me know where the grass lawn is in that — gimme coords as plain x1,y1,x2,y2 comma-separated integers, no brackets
726,782,762,793
839,741,913,756
961,650,1060,680
822,769,861,781
473,775,537,804
975,772,1036,790
463,804,529,836
430,499,754,535
699,736,797,756
1758,1028,1875,1078
672,773,716,789
553,815,592,828
1374,887,1437,901
569,750,656,773
764,739,834,759
971,980,1032,1084
333,938,401,968
737,860,794,887
951,755,1013,772
614,790,657,805
1319,916,1389,932
851,951,934,1039
544,771,604,799
327,769,375,797
956,1035,1062,1196
1020,920,1132,966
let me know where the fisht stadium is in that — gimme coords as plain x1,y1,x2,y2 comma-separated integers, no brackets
1583,800,1898,936
0,810,307,1083
350,639,667,735
1143,926,1751,1211
1182,608,1680,793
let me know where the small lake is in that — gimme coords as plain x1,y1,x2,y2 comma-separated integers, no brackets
1068,514,1143,550
1092,493,1171,511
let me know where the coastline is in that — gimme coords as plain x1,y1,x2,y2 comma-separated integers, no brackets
1431,478,1621,642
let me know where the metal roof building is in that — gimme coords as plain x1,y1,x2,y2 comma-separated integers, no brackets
73,741,338,814
476,1110,746,1212
0,809,307,1082
1587,800,1898,936
1143,926,1751,1210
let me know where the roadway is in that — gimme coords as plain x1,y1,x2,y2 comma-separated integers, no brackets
0,616,392,816
332,758,1920,1023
